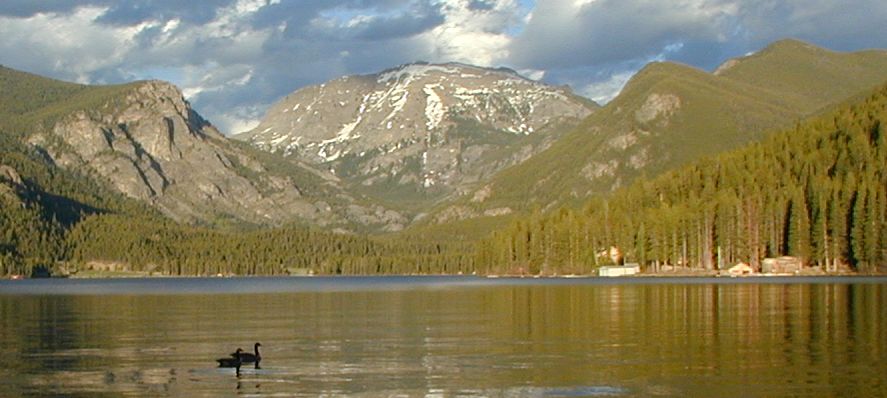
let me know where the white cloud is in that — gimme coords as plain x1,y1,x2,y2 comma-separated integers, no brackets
730,0,887,50
519,68,545,81
509,0,738,70
416,0,520,66
212,111,262,135
580,70,634,104
0,6,145,83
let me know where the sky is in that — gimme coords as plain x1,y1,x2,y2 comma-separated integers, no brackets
1,0,885,135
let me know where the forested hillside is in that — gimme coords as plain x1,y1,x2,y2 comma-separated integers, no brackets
1,129,474,277
0,65,140,138
441,40,887,227
474,83,887,275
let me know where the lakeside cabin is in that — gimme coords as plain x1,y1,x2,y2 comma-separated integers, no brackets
598,263,640,277
762,256,802,274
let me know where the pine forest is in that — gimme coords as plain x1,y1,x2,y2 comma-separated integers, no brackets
476,84,887,275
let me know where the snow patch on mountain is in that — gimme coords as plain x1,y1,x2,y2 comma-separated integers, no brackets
423,84,445,131
378,64,461,83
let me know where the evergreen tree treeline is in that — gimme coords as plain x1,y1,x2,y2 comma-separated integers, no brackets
64,215,475,276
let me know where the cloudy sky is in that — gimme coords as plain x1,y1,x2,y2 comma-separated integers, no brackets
1,0,885,134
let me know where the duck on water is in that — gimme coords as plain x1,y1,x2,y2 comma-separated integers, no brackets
216,343,262,375
239,342,262,366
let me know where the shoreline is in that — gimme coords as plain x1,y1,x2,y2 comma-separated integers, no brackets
6,270,885,280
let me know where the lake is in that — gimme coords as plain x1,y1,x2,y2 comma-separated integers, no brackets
1,276,885,397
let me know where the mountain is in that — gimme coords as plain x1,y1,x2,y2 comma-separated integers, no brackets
435,39,887,224
475,81,887,274
0,66,406,230
713,39,887,110
235,62,596,212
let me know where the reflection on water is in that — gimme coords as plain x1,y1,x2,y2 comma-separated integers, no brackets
0,278,885,397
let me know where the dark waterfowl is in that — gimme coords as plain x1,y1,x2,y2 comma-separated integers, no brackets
216,348,243,375
238,343,262,363
237,342,262,365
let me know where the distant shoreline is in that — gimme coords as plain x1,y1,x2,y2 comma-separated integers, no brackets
7,268,885,280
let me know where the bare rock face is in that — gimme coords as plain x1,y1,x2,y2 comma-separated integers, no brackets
237,63,595,204
0,165,23,186
31,80,403,229
635,93,681,125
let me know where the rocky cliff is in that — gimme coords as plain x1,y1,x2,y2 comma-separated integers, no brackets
236,63,596,207
27,80,405,229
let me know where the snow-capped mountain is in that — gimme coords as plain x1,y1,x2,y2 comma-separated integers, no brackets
236,62,595,206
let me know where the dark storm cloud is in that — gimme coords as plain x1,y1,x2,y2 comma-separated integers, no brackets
467,0,497,11
251,0,442,42
729,0,887,52
0,0,98,17
346,6,444,41
97,0,234,25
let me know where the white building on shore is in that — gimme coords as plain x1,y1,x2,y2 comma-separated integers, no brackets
598,263,640,277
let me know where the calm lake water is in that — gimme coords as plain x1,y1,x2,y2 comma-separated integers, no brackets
0,276,885,397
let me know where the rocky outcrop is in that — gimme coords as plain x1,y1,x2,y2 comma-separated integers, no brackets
0,165,22,186
237,63,596,205
0,165,24,206
30,80,403,229
635,93,681,125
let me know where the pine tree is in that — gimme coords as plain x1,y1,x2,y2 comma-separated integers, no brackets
788,188,812,263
